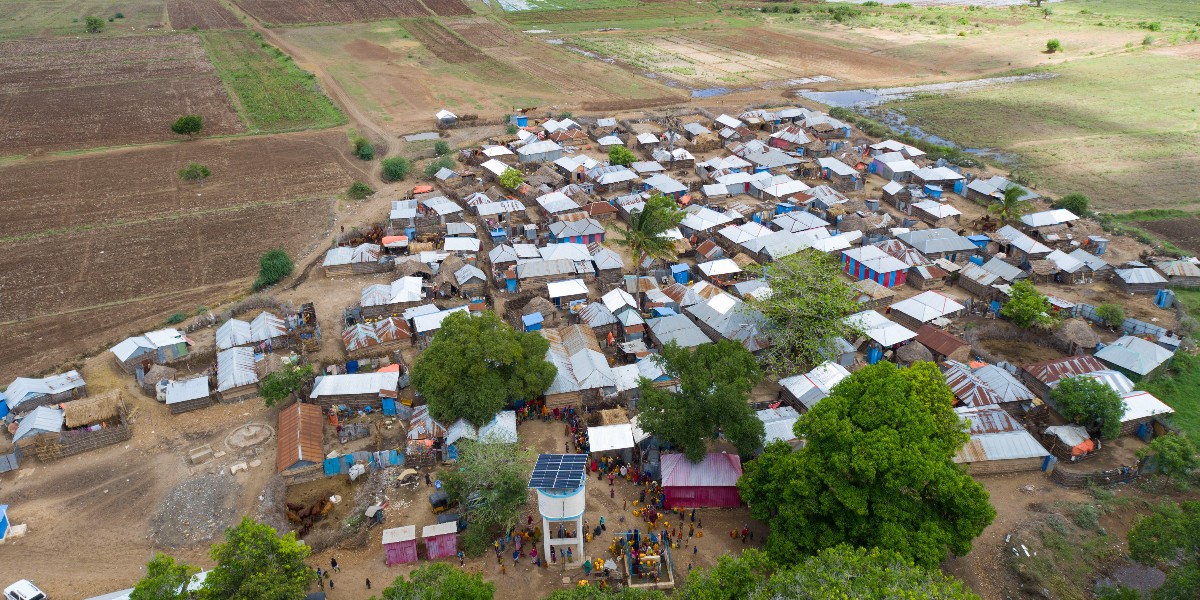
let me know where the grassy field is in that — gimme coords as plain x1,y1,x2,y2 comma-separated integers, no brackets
492,0,636,12
887,50,1200,210
0,0,165,40
1139,351,1200,439
201,30,346,132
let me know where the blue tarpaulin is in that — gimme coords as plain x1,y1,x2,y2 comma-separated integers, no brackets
323,450,404,476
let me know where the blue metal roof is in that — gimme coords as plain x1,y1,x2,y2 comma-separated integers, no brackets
522,312,544,326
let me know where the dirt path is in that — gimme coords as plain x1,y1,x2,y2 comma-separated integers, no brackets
221,0,397,187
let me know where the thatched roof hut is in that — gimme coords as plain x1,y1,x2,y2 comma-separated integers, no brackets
436,255,467,289
62,390,124,429
1054,318,1100,355
895,341,934,366
520,296,561,328
141,364,177,394
409,241,436,254
395,257,433,278
731,253,757,269
837,213,869,234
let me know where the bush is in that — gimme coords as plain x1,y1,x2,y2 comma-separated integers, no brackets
1138,21,1162,32
347,181,374,200
1047,39,1062,53
115,12,124,18
171,114,204,137
352,135,374,161
166,312,187,325
381,157,411,182
84,15,105,33
608,145,635,167
1095,303,1126,328
1073,503,1101,530
1052,192,1089,215
434,140,451,156
178,162,211,182
459,524,494,558
499,167,523,190
1143,35,1155,46
505,124,518,135
423,156,455,179
254,249,293,290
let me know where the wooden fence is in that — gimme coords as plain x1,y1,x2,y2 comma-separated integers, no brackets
1049,465,1141,488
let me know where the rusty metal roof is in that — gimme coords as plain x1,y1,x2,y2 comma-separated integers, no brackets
954,406,1049,463
941,360,1003,408
1023,355,1106,386
276,402,323,473
917,325,967,358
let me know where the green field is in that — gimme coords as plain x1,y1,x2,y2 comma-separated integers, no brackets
0,0,166,40
201,30,346,132
888,51,1200,211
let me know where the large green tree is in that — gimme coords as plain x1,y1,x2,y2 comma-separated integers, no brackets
1050,375,1124,440
199,518,314,600
171,115,204,138
412,311,555,427
637,340,764,461
738,361,995,568
258,361,315,408
546,586,666,600
442,438,532,532
745,249,861,376
608,145,636,167
1000,280,1057,329
987,184,1033,223
605,192,684,275
1138,434,1200,482
376,562,494,600
676,547,977,600
1128,501,1200,600
131,553,198,600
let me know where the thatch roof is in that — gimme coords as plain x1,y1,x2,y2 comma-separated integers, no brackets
409,241,435,253
436,255,467,287
1030,259,1057,276
895,342,933,366
62,390,124,428
731,253,757,268
596,408,630,425
1054,318,1099,349
395,258,433,278
838,214,868,233
142,364,177,388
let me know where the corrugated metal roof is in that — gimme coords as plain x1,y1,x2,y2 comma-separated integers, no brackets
757,406,800,444
547,278,588,298
517,259,577,280
311,371,399,398
778,362,850,410
1021,209,1078,228
1115,267,1168,285
13,405,64,442
4,370,85,410
422,522,458,538
276,402,323,472
843,245,909,274
407,405,446,440
216,347,258,392
1155,259,1200,278
890,291,965,324
382,525,417,545
647,314,711,348
1121,390,1173,422
941,360,1002,408
972,365,1035,404
164,376,210,405
897,228,977,255
917,326,967,358
684,293,770,353
845,310,916,347
661,453,742,487
413,306,470,334
1095,336,1174,376
954,406,1048,463
1023,355,1106,386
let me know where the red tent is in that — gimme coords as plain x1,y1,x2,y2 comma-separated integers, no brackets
661,453,743,509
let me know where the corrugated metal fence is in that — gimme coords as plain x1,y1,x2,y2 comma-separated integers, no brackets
1077,304,1169,337
0,445,21,473
323,449,404,477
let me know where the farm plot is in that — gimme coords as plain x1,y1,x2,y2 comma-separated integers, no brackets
446,17,523,48
0,35,244,155
201,30,346,132
572,34,809,88
168,0,245,29
402,18,490,63
1137,217,1200,255
0,0,166,41
503,3,710,30
231,0,432,24
422,0,473,17
0,130,352,328
493,0,634,11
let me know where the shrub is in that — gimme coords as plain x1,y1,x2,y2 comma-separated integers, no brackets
254,249,293,290
352,135,374,161
178,162,211,182
555,111,573,120
170,114,204,137
1047,39,1062,53
505,124,518,135
1138,21,1162,32
895,2,912,8
381,157,411,182
424,156,455,179
114,12,124,18
1143,35,1155,46
84,16,105,33
347,181,374,200
1073,503,1101,530
166,312,187,325
434,140,451,156
1095,303,1126,328
1052,192,1089,215
608,145,635,167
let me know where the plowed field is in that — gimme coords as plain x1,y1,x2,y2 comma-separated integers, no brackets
0,35,244,155
423,0,473,17
404,17,488,63
168,0,245,29
0,131,354,378
232,0,433,24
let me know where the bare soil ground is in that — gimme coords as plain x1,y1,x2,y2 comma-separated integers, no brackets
168,0,247,30
422,0,473,17
0,35,245,155
233,0,434,24
1137,217,1200,255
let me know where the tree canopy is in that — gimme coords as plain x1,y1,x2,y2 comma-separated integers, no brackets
608,145,636,167
605,192,683,274
546,586,666,600
200,517,314,600
258,361,315,407
178,162,211,183
382,157,411,182
987,184,1033,223
171,115,204,138
1050,375,1124,440
1000,280,1057,329
745,249,861,376
499,167,524,190
424,156,455,179
1138,434,1200,482
254,249,293,290
1128,501,1200,600
676,547,977,600
1053,193,1089,215
738,361,994,568
376,562,494,600
1095,303,1126,329
434,140,451,156
131,553,198,600
638,340,764,461
442,438,532,533
85,15,105,33
411,311,555,427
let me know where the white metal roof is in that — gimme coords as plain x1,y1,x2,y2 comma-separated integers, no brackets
13,405,64,442
601,288,637,313
362,277,425,307
111,329,185,362
310,371,399,398
435,110,457,120
4,371,85,409
1095,336,1174,376
1021,209,1079,228
889,291,965,323
772,211,828,232
413,306,470,334
422,522,458,538
680,206,733,232
778,362,850,410
443,237,480,252
423,196,462,216
1120,390,1174,422
1116,267,1168,285
164,376,210,405
537,191,579,214
757,406,800,444
698,258,742,277
481,158,510,178
643,174,688,195
912,200,961,218
382,525,417,545
816,157,856,177
647,314,711,348
845,310,917,347
587,423,636,452
517,140,563,156
547,279,589,298
481,145,513,157
390,199,418,220
596,135,623,146
216,347,258,392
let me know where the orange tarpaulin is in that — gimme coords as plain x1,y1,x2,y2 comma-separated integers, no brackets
378,364,402,373
412,185,434,194
1072,438,1095,456
382,235,408,246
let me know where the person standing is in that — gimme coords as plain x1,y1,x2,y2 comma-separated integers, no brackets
331,557,340,572
458,550,465,567
366,578,372,590
329,580,334,590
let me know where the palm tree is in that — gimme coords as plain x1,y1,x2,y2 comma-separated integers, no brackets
605,192,685,277
988,184,1034,223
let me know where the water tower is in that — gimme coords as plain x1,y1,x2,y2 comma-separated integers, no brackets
528,454,587,565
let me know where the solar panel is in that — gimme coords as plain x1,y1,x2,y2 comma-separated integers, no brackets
528,454,588,490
